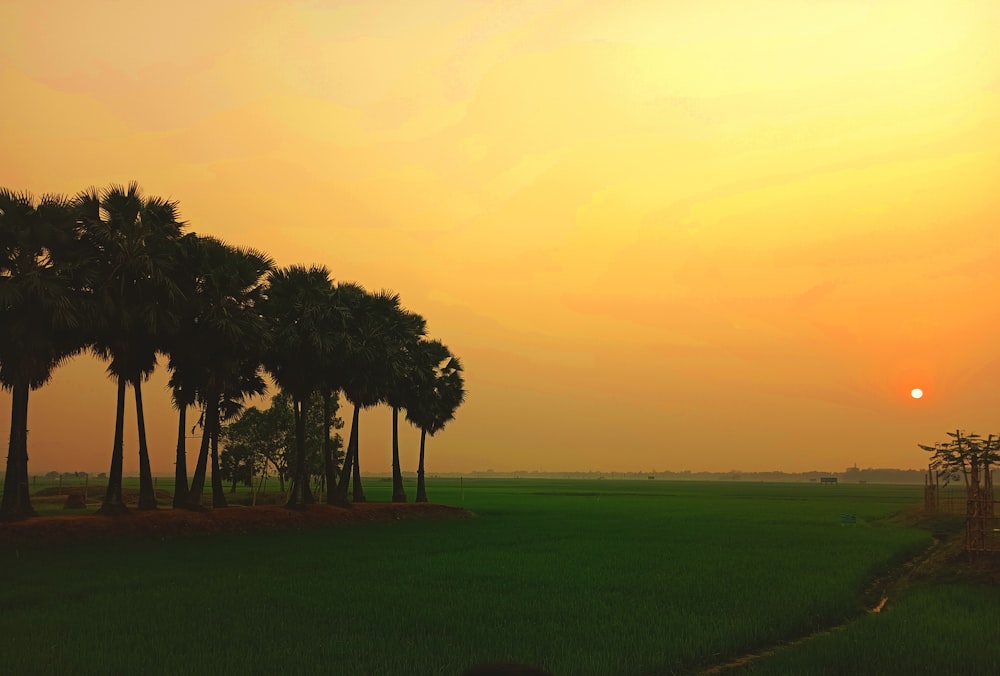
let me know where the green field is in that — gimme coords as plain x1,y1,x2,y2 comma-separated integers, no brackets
734,582,1000,675
1,479,995,675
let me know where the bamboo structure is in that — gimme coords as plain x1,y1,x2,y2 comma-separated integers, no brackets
924,464,939,513
920,430,999,552
965,437,998,553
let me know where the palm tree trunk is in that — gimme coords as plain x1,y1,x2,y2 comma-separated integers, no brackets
1,382,36,519
391,406,406,503
322,391,336,504
352,408,366,503
415,427,428,503
172,405,189,508
333,403,360,505
301,399,315,506
134,379,158,510
288,397,305,507
98,376,128,515
14,387,34,518
185,397,217,510
287,396,315,507
210,426,227,508
186,421,210,508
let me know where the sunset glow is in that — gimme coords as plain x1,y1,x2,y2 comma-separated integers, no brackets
2,0,999,475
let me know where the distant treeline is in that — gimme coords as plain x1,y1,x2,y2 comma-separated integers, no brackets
460,468,929,483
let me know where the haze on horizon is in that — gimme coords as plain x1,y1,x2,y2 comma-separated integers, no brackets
2,0,999,477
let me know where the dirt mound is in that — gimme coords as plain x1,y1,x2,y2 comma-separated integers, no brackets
33,486,103,497
122,488,174,503
32,488,178,512
32,486,174,503
63,494,87,509
0,503,474,546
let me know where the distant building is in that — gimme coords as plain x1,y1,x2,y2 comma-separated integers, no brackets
820,477,838,484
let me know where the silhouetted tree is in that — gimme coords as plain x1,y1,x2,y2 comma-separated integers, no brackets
334,289,411,504
317,281,364,504
223,390,343,498
219,442,254,493
405,340,465,502
76,182,186,514
261,266,335,507
920,430,1000,490
224,403,291,491
183,239,272,509
4,180,466,517
162,233,206,507
0,190,86,519
384,308,426,503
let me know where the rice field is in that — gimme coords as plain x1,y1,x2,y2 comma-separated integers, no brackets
734,583,1000,675
2,478,990,675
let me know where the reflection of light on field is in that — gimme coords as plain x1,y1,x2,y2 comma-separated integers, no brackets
870,596,888,613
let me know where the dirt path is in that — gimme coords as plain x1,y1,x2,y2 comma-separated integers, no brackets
695,526,954,675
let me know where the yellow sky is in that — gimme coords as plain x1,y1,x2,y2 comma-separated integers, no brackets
2,0,999,475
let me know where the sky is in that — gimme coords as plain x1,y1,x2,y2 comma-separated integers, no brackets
2,0,1000,476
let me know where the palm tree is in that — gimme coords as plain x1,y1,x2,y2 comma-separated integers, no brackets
405,341,465,503
76,182,186,514
166,370,196,508
260,265,335,508
333,289,410,505
163,233,205,507
179,238,273,510
0,190,86,519
384,308,427,503
315,388,346,500
318,281,365,504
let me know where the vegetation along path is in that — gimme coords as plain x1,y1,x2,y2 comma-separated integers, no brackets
697,508,1000,675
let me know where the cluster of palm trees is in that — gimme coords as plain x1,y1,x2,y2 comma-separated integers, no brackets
0,183,465,520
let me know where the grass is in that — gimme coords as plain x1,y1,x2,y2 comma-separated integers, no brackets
0,479,954,675
735,583,1000,675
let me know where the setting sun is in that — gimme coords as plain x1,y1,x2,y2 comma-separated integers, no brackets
911,388,924,399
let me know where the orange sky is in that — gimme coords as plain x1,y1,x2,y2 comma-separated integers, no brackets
2,0,1000,475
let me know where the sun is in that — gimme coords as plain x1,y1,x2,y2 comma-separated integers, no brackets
910,388,924,399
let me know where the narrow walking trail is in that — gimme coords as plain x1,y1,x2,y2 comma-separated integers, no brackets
694,534,945,675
